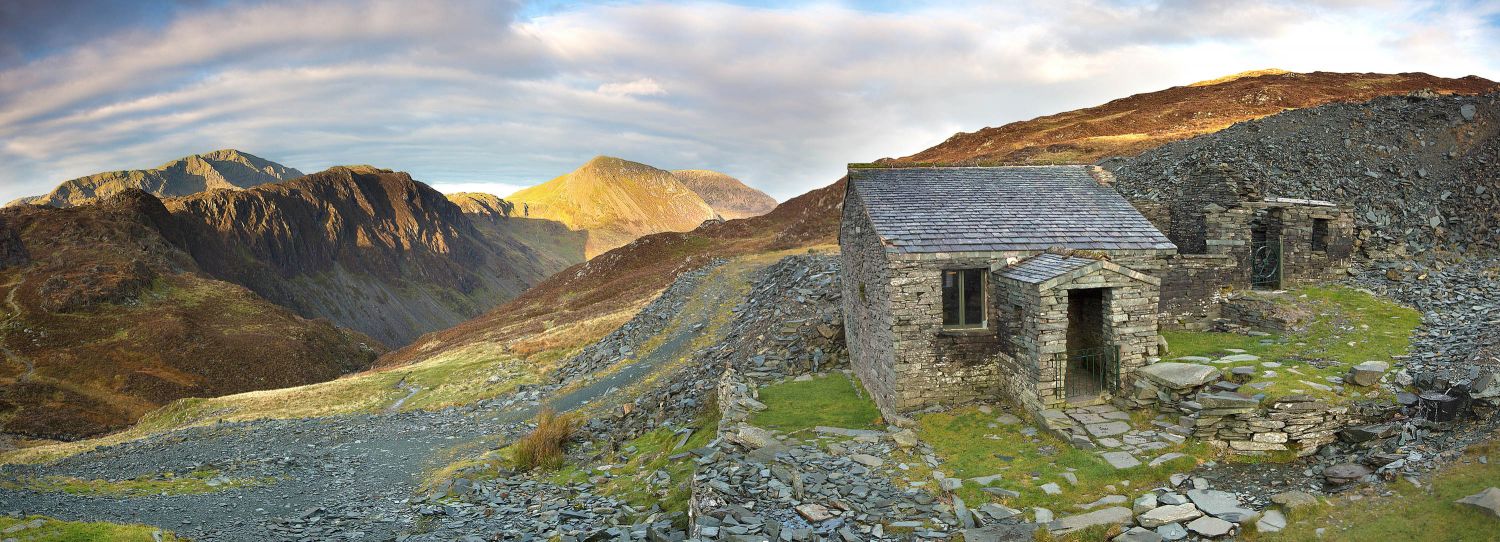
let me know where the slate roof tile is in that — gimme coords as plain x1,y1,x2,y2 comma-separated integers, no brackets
849,166,1176,253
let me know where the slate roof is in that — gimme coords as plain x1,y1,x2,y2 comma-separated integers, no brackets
997,253,1099,284
848,166,1176,253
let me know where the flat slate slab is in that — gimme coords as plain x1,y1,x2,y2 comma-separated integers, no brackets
1086,421,1132,437
1050,506,1133,534
1138,363,1221,390
1186,489,1256,523
1100,451,1141,469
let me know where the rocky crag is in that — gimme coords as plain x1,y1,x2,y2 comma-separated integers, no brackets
164,166,576,347
0,190,381,440
671,169,778,220
7,149,303,208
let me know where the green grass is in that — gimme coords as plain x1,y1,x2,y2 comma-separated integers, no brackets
1247,438,1500,541
548,410,719,525
748,373,883,433
1,468,267,497
911,406,1208,512
0,515,183,542
1163,285,1420,403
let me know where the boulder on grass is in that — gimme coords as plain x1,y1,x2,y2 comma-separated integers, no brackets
1455,487,1500,520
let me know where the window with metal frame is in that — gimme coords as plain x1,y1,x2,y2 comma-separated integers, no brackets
941,269,986,329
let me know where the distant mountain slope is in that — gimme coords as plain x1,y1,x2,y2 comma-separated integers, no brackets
8,149,303,208
379,177,842,369
507,156,720,257
446,192,588,281
0,191,381,440
670,169,777,219
164,166,572,347
887,70,1498,166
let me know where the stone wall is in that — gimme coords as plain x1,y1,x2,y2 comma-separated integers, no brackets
1024,265,1163,408
838,188,899,418
1123,364,1392,456
1218,294,1311,334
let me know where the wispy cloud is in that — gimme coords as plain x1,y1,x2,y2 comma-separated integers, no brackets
0,0,1496,203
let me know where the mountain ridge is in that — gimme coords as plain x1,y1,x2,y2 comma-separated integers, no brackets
8,149,304,208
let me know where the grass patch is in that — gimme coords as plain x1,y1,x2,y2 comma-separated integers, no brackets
513,409,575,472
1247,436,1500,541
2,343,536,466
550,409,719,521
0,515,184,541
1163,285,1419,403
1,468,267,497
749,373,882,433
913,406,1210,512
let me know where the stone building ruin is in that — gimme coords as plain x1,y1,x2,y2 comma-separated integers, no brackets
1125,163,1356,325
839,165,1176,414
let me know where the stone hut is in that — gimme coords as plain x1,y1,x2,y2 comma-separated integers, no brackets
839,165,1177,415
1125,164,1357,325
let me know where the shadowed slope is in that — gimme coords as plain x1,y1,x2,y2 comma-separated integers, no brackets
165,166,565,346
0,191,381,440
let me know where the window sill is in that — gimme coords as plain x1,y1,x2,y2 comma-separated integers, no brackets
939,327,991,336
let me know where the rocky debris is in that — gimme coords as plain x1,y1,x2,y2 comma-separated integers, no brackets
1455,487,1500,519
1116,93,1500,258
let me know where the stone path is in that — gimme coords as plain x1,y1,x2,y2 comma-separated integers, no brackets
1039,404,1188,471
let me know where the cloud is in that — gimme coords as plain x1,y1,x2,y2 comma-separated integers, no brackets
0,0,1497,204
596,77,667,97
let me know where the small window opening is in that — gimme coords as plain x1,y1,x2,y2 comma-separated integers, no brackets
942,269,985,329
1311,218,1330,252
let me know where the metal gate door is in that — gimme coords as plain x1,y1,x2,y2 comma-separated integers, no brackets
1251,238,1282,289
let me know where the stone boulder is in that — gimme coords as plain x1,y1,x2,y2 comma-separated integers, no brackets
1138,363,1222,390
1138,503,1203,528
1346,361,1389,387
1324,463,1372,486
1455,487,1500,519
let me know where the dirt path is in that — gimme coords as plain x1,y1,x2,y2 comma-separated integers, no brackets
384,378,420,413
0,276,34,383
0,258,772,541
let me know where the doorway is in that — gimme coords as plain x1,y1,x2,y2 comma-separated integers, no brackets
1065,288,1117,401
1251,210,1284,289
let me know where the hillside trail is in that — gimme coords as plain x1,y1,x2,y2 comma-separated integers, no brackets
0,257,772,541
1,276,35,383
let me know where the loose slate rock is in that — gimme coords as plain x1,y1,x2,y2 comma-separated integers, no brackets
1138,503,1203,528
1101,451,1142,469
1186,515,1233,537
1138,363,1222,390
1455,487,1500,519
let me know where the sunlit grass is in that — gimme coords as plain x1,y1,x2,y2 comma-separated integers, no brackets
749,373,883,433
0,515,184,542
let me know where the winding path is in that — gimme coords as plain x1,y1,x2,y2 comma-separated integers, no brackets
1,276,34,383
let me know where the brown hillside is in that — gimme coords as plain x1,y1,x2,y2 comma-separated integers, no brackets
378,177,843,368
0,191,382,440
671,169,778,219
888,71,1498,166
8,149,303,208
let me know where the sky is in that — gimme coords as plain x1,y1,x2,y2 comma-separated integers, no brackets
1,0,1498,204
